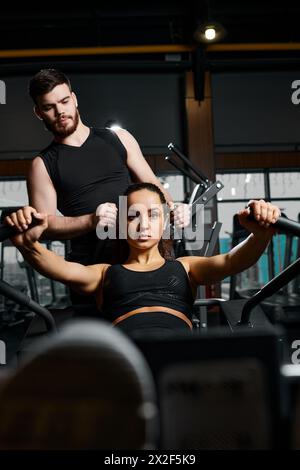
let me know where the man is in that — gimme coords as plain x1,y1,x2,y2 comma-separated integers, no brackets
5,69,189,306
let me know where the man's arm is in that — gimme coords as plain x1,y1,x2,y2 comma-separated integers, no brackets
114,128,173,204
25,157,94,240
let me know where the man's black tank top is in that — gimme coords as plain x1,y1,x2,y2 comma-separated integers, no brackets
39,127,131,265
102,260,195,334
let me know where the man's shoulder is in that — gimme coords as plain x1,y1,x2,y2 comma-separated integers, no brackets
92,127,110,138
37,141,58,159
92,126,119,144
93,127,129,157
93,126,132,141
112,129,138,150
31,142,59,180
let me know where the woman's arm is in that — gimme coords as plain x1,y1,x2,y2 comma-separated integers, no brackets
181,200,281,285
10,208,104,295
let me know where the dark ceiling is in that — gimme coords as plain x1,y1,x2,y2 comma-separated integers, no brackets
0,1,299,50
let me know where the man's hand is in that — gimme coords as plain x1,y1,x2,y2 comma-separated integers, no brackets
6,206,48,247
170,202,191,229
238,200,281,237
93,202,118,229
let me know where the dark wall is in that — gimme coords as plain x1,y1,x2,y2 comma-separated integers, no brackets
212,71,300,153
0,72,183,159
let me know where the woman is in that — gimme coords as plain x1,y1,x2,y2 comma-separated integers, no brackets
8,183,280,336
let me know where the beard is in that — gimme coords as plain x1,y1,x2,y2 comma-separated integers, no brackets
43,109,80,138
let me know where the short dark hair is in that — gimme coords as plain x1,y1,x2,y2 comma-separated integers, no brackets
29,69,72,105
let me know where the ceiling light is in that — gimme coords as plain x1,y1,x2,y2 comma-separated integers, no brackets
193,21,226,44
204,27,216,41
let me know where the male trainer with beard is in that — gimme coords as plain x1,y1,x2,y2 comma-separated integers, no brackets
5,69,189,308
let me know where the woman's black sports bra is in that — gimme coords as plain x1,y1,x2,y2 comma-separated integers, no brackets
101,259,195,331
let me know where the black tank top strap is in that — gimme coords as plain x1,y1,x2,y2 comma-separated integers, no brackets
99,128,127,163
39,142,60,190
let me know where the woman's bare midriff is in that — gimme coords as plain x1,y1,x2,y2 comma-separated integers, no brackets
112,305,193,330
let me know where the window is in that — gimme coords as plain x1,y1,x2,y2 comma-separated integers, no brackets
215,170,300,297
157,173,186,203
0,177,67,307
